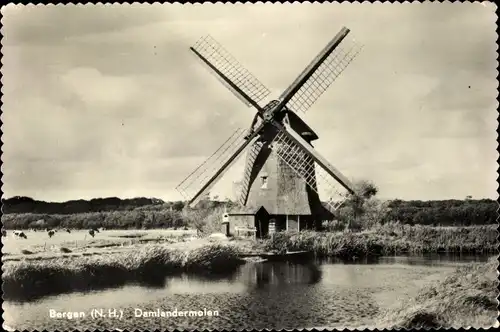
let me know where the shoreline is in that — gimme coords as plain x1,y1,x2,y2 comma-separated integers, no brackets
2,241,246,302
378,256,498,329
2,225,497,302
264,225,497,258
4,250,496,330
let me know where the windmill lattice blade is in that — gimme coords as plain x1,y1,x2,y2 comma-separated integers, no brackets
284,39,363,114
176,128,249,201
271,130,351,211
192,35,271,107
238,140,267,206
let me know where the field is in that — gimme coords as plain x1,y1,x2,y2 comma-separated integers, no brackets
3,223,496,263
1,227,265,301
2,228,198,261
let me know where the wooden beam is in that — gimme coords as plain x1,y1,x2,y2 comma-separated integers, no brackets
277,27,350,110
190,47,265,118
276,122,356,195
189,123,266,208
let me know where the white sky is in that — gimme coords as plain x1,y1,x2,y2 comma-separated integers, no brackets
1,2,498,202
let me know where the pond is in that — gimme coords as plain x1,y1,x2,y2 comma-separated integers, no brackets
3,253,492,330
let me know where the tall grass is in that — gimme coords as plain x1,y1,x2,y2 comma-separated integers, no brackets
2,243,244,301
264,224,498,258
378,257,499,329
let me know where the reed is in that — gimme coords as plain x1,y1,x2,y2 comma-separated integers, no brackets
378,257,499,329
2,243,245,301
264,224,497,258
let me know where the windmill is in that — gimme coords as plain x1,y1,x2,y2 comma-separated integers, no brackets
176,26,363,236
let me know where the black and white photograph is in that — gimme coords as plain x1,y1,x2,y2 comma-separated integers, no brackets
1,2,498,331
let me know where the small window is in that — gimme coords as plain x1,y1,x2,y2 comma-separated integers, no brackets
261,176,268,189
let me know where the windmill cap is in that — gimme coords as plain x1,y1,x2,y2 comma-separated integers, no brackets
285,110,319,141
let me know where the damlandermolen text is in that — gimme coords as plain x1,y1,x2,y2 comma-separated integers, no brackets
134,308,219,318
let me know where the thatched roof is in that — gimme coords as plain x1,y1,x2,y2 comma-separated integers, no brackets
227,205,267,216
243,152,318,215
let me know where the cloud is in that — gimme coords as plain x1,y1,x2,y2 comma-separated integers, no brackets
60,67,139,109
1,4,169,46
1,3,497,201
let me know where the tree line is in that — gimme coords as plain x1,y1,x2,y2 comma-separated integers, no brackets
2,196,169,214
1,195,497,230
0,197,237,231
327,180,497,229
385,198,497,226
1,210,190,231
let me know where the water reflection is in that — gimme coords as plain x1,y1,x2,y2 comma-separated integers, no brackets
317,253,492,267
378,253,492,266
5,266,243,303
4,253,495,331
242,262,323,289
161,262,323,294
318,256,382,265
163,274,247,294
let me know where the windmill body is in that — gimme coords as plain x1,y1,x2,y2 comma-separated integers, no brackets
177,27,364,238
239,108,333,236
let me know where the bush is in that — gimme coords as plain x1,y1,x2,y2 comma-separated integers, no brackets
322,220,347,232
178,205,228,236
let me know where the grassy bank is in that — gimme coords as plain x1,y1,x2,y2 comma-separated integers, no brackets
379,256,499,329
265,224,497,258
2,242,245,302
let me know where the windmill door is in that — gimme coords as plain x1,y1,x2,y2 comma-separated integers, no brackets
255,218,269,239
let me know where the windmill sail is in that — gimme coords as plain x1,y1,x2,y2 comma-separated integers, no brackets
237,139,271,206
191,35,271,108
271,125,355,211
279,27,363,114
179,27,363,211
176,123,267,208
